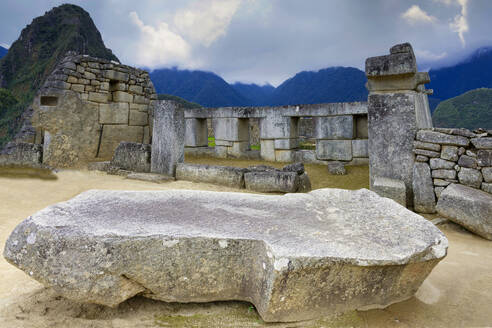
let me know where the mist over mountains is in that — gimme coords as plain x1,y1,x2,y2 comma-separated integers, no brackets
150,47,492,110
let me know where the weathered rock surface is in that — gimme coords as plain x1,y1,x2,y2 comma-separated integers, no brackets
126,172,175,183
4,189,447,322
327,161,347,175
176,163,247,188
0,142,43,167
244,171,300,193
111,142,151,173
416,130,469,147
436,184,492,240
457,168,482,189
413,163,436,213
372,176,407,207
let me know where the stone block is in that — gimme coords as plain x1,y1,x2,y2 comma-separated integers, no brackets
129,110,148,126
429,158,455,170
126,172,174,183
213,118,249,142
441,146,459,161
176,163,246,188
260,139,275,161
416,155,429,162
477,150,492,167
84,71,96,80
228,141,249,158
3,188,447,322
437,184,492,240
67,76,78,84
366,43,417,77
128,85,143,94
260,115,298,139
483,167,492,183
133,95,149,105
111,142,151,173
458,155,478,169
482,183,492,194
414,141,441,152
70,84,85,93
416,130,469,147
0,142,43,166
110,82,127,91
215,139,233,147
88,92,109,103
99,125,144,159
99,103,129,124
244,171,300,193
151,101,184,176
413,163,436,213
274,138,298,150
316,140,352,161
327,161,346,175
434,179,451,187
112,91,133,103
458,168,482,189
185,118,208,147
434,187,445,198
104,70,129,82
471,137,492,149
130,103,148,112
214,145,228,159
314,116,354,140
372,176,407,207
352,139,368,157
275,150,294,162
87,161,110,172
143,126,150,145
432,169,456,180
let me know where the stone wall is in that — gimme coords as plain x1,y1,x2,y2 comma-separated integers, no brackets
31,53,157,167
184,103,369,165
413,128,492,213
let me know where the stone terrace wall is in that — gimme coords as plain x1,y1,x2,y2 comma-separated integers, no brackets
413,128,492,213
31,53,157,167
184,102,369,165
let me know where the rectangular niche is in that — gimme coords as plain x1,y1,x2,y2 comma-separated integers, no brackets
40,96,58,106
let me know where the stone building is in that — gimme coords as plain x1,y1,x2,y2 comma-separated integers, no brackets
31,53,157,167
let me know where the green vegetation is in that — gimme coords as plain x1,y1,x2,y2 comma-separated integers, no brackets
157,94,202,109
208,136,215,147
433,88,492,130
0,89,23,146
0,4,118,147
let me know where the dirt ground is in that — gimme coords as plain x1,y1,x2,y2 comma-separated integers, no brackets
0,166,491,327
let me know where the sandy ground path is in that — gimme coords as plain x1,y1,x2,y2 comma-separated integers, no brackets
0,169,491,327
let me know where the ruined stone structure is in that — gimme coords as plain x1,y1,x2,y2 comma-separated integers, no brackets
184,102,369,165
365,43,433,207
412,128,492,210
31,53,157,167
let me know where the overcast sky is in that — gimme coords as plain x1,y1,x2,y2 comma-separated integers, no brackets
1,0,492,86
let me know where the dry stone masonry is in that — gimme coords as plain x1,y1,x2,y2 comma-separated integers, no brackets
184,103,369,165
31,53,157,167
412,128,492,211
4,188,447,322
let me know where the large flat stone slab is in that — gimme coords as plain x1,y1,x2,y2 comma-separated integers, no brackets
4,189,447,322
436,184,492,240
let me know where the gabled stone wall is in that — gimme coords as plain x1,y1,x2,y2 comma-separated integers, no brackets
413,128,492,213
31,53,157,167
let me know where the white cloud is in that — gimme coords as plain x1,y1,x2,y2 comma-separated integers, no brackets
450,0,469,46
129,11,192,69
415,49,448,61
0,43,9,49
401,5,437,24
174,0,242,47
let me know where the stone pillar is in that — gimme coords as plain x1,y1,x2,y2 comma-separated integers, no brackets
151,101,184,176
260,111,298,162
185,118,208,147
314,116,354,162
365,43,433,207
213,118,249,158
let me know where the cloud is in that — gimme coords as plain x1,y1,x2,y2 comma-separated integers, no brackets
174,0,242,47
415,49,448,61
401,5,437,24
450,0,469,46
129,11,192,69
0,42,9,49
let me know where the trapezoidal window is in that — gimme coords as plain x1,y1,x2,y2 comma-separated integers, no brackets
40,96,58,106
